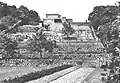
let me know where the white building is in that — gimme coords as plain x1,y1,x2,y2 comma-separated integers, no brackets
43,14,63,32
43,14,96,42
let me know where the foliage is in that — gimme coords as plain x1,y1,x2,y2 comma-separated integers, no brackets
0,36,18,58
28,10,41,25
0,16,18,27
89,2,120,83
62,21,75,38
88,5,120,30
13,5,41,25
0,24,8,31
0,1,41,59
2,65,73,83
97,19,120,53
0,2,41,32
29,30,57,58
0,2,16,18
96,16,120,83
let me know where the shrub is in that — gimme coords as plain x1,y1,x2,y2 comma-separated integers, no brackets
2,65,73,83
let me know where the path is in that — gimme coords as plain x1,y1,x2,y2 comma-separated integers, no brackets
27,66,81,83
49,67,95,83
83,68,109,83
27,67,95,83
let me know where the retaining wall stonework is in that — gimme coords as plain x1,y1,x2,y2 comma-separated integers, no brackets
0,59,81,67
0,42,106,67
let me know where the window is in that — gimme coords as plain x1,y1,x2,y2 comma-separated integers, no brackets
54,19,62,23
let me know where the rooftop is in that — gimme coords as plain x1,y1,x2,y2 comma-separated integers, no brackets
46,14,61,18
46,14,60,15
71,22,90,26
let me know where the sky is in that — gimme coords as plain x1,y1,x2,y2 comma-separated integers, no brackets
0,0,119,22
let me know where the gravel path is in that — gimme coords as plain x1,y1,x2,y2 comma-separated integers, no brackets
83,68,109,83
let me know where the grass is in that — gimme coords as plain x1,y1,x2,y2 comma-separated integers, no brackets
1,65,73,83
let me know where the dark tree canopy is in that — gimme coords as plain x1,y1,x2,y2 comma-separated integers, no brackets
0,1,41,31
89,2,120,83
28,10,41,25
62,21,75,38
0,36,18,58
88,5,119,30
29,31,57,58
0,2,42,59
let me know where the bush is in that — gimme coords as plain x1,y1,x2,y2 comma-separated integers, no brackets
2,65,73,83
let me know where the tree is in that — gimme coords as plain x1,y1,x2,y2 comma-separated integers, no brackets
29,30,56,58
0,16,18,27
0,36,18,58
0,24,8,31
0,1,42,59
28,10,41,25
89,2,120,83
62,21,75,38
94,18,120,83
88,5,119,30
0,20,21,58
0,2,41,26
0,2,17,18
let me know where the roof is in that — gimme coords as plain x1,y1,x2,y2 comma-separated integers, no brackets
46,14,60,15
71,22,90,26
46,14,61,18
66,19,73,20
66,19,73,23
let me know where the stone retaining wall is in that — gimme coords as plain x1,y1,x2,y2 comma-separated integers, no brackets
0,59,81,67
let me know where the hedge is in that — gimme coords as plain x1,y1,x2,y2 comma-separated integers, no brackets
2,65,73,83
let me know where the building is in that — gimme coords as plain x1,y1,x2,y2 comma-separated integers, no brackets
43,14,97,42
43,14,105,67
43,14,63,32
43,14,64,42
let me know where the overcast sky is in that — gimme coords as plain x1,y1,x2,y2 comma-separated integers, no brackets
0,0,118,22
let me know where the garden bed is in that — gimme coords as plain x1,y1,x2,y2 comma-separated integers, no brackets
1,65,73,83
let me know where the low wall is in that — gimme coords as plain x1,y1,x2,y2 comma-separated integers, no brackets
0,59,82,67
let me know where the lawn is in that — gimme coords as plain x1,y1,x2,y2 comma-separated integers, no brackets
0,64,60,82
1,65,73,83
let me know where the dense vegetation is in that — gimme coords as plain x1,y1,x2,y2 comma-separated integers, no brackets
29,31,57,58
0,2,57,59
0,36,18,58
2,65,73,83
88,4,120,30
88,2,120,83
0,2,41,28
62,21,75,38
